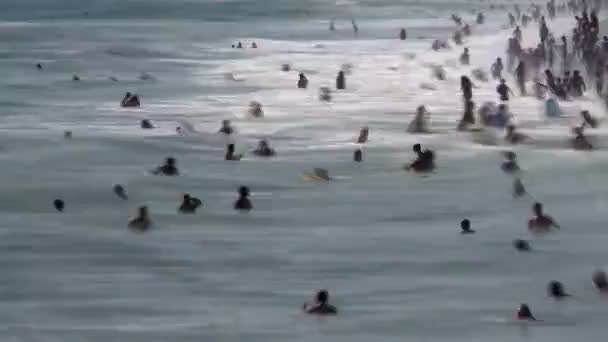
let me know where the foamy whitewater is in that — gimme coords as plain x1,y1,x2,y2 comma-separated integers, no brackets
1,0,608,341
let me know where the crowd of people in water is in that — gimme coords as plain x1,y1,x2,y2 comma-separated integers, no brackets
34,0,608,320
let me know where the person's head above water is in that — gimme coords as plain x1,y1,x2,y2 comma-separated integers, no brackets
548,281,569,298
460,219,474,233
517,304,535,320
239,186,250,198
316,290,329,304
413,143,422,154
533,202,543,216
503,151,516,161
166,157,176,166
513,239,531,251
53,199,65,212
138,205,148,218
592,270,608,291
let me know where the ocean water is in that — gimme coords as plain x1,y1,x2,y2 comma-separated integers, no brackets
2,1,608,341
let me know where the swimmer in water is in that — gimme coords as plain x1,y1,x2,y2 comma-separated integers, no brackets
253,139,276,157
505,125,528,144
128,206,151,232
513,239,531,251
248,101,264,118
297,73,308,89
53,199,65,212
459,47,470,65
225,144,242,161
405,144,435,172
302,290,338,316
140,119,154,129
571,126,593,151
329,19,335,31
517,304,536,321
460,219,475,234
513,178,526,197
219,120,234,135
353,149,363,162
152,157,179,176
72,75,80,81
528,202,560,232
113,184,128,200
234,186,252,211
357,126,369,143
592,270,608,292
336,71,346,90
36,63,42,70
178,193,202,214
319,87,332,102
496,79,514,102
399,28,407,40
407,105,431,133
501,151,520,174
251,42,258,48
547,281,570,299
64,130,72,139
121,92,141,108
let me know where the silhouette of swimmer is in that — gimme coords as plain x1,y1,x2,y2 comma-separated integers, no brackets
501,151,519,174
517,304,536,321
581,110,598,128
225,144,242,161
36,63,42,70
497,79,514,102
113,184,128,200
234,186,252,211
53,199,64,212
128,206,151,232
460,219,475,234
319,87,332,102
302,290,338,316
253,139,276,157
178,193,202,214
336,71,346,90
399,28,407,40
406,144,435,172
121,92,140,108
547,281,570,299
513,239,531,251
505,125,527,144
237,41,243,49
297,73,308,89
219,120,234,135
407,105,431,133
64,130,72,140
140,119,154,129
251,42,258,48
459,47,470,65
353,149,363,162
571,126,593,151
592,270,608,292
357,126,369,143
513,178,526,197
281,64,291,72
72,75,80,81
248,101,264,118
152,157,179,176
528,202,560,232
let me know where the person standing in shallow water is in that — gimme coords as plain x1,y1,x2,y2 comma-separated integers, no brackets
461,76,473,101
336,71,346,90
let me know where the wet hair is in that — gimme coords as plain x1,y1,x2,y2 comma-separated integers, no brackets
316,290,329,304
460,219,470,230
239,186,250,197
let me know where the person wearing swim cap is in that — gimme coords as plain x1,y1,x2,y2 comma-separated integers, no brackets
592,270,608,292
152,157,179,176
460,219,475,234
302,290,338,315
517,304,536,321
547,281,570,299
234,186,252,211
129,206,151,232
178,194,202,214
513,239,531,251
528,202,560,232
